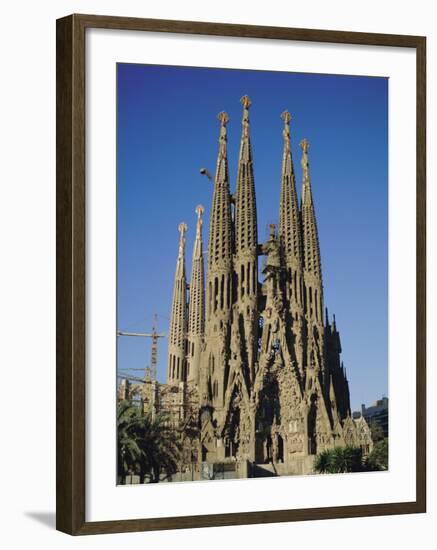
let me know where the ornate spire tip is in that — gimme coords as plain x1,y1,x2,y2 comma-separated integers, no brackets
300,138,309,153
195,204,204,218
217,111,229,126
281,110,292,124
240,95,252,109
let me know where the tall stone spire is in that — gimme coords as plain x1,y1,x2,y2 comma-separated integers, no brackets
205,111,233,324
300,139,322,282
278,111,305,377
300,139,325,386
202,112,233,416
167,222,188,384
235,95,258,256
279,112,302,264
187,205,205,383
207,111,233,273
234,95,258,383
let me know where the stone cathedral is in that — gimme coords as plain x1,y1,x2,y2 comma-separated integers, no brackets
166,96,372,478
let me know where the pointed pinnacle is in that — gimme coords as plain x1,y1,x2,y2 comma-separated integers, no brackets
240,95,252,109
195,205,204,237
178,222,187,253
300,138,311,191
217,111,229,126
300,138,309,153
195,204,204,219
240,96,251,138
281,110,292,124
281,111,292,151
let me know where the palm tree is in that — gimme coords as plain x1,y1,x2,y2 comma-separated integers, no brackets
117,401,182,484
336,446,363,472
117,400,143,484
314,450,331,473
137,412,181,483
314,446,365,474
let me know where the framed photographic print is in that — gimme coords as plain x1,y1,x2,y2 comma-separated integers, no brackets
56,14,426,535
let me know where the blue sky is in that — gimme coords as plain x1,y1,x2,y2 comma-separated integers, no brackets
117,63,388,412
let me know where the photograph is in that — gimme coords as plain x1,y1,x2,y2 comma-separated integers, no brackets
1,0,429,544
116,63,389,484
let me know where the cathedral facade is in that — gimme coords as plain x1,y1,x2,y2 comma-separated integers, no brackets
166,96,372,477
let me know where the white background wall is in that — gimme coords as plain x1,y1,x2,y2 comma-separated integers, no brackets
0,0,434,547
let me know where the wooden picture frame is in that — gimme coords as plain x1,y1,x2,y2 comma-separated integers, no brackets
56,13,426,535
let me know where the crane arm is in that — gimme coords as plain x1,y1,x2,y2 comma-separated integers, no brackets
117,331,166,338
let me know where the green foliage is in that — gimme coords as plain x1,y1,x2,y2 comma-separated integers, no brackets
117,400,182,484
314,441,389,475
117,400,143,482
314,449,331,473
366,438,388,471
314,446,365,474
369,421,385,443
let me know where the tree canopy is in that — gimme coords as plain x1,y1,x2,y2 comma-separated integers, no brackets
314,442,388,474
117,400,182,484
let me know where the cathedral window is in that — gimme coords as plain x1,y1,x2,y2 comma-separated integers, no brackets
276,434,284,463
233,272,238,303
241,264,245,296
227,274,231,307
214,277,219,312
208,281,212,318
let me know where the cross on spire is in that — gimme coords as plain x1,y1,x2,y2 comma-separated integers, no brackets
240,95,252,109
178,222,187,255
300,138,310,186
281,110,292,124
300,138,309,154
281,110,292,153
217,111,229,126
195,204,204,237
